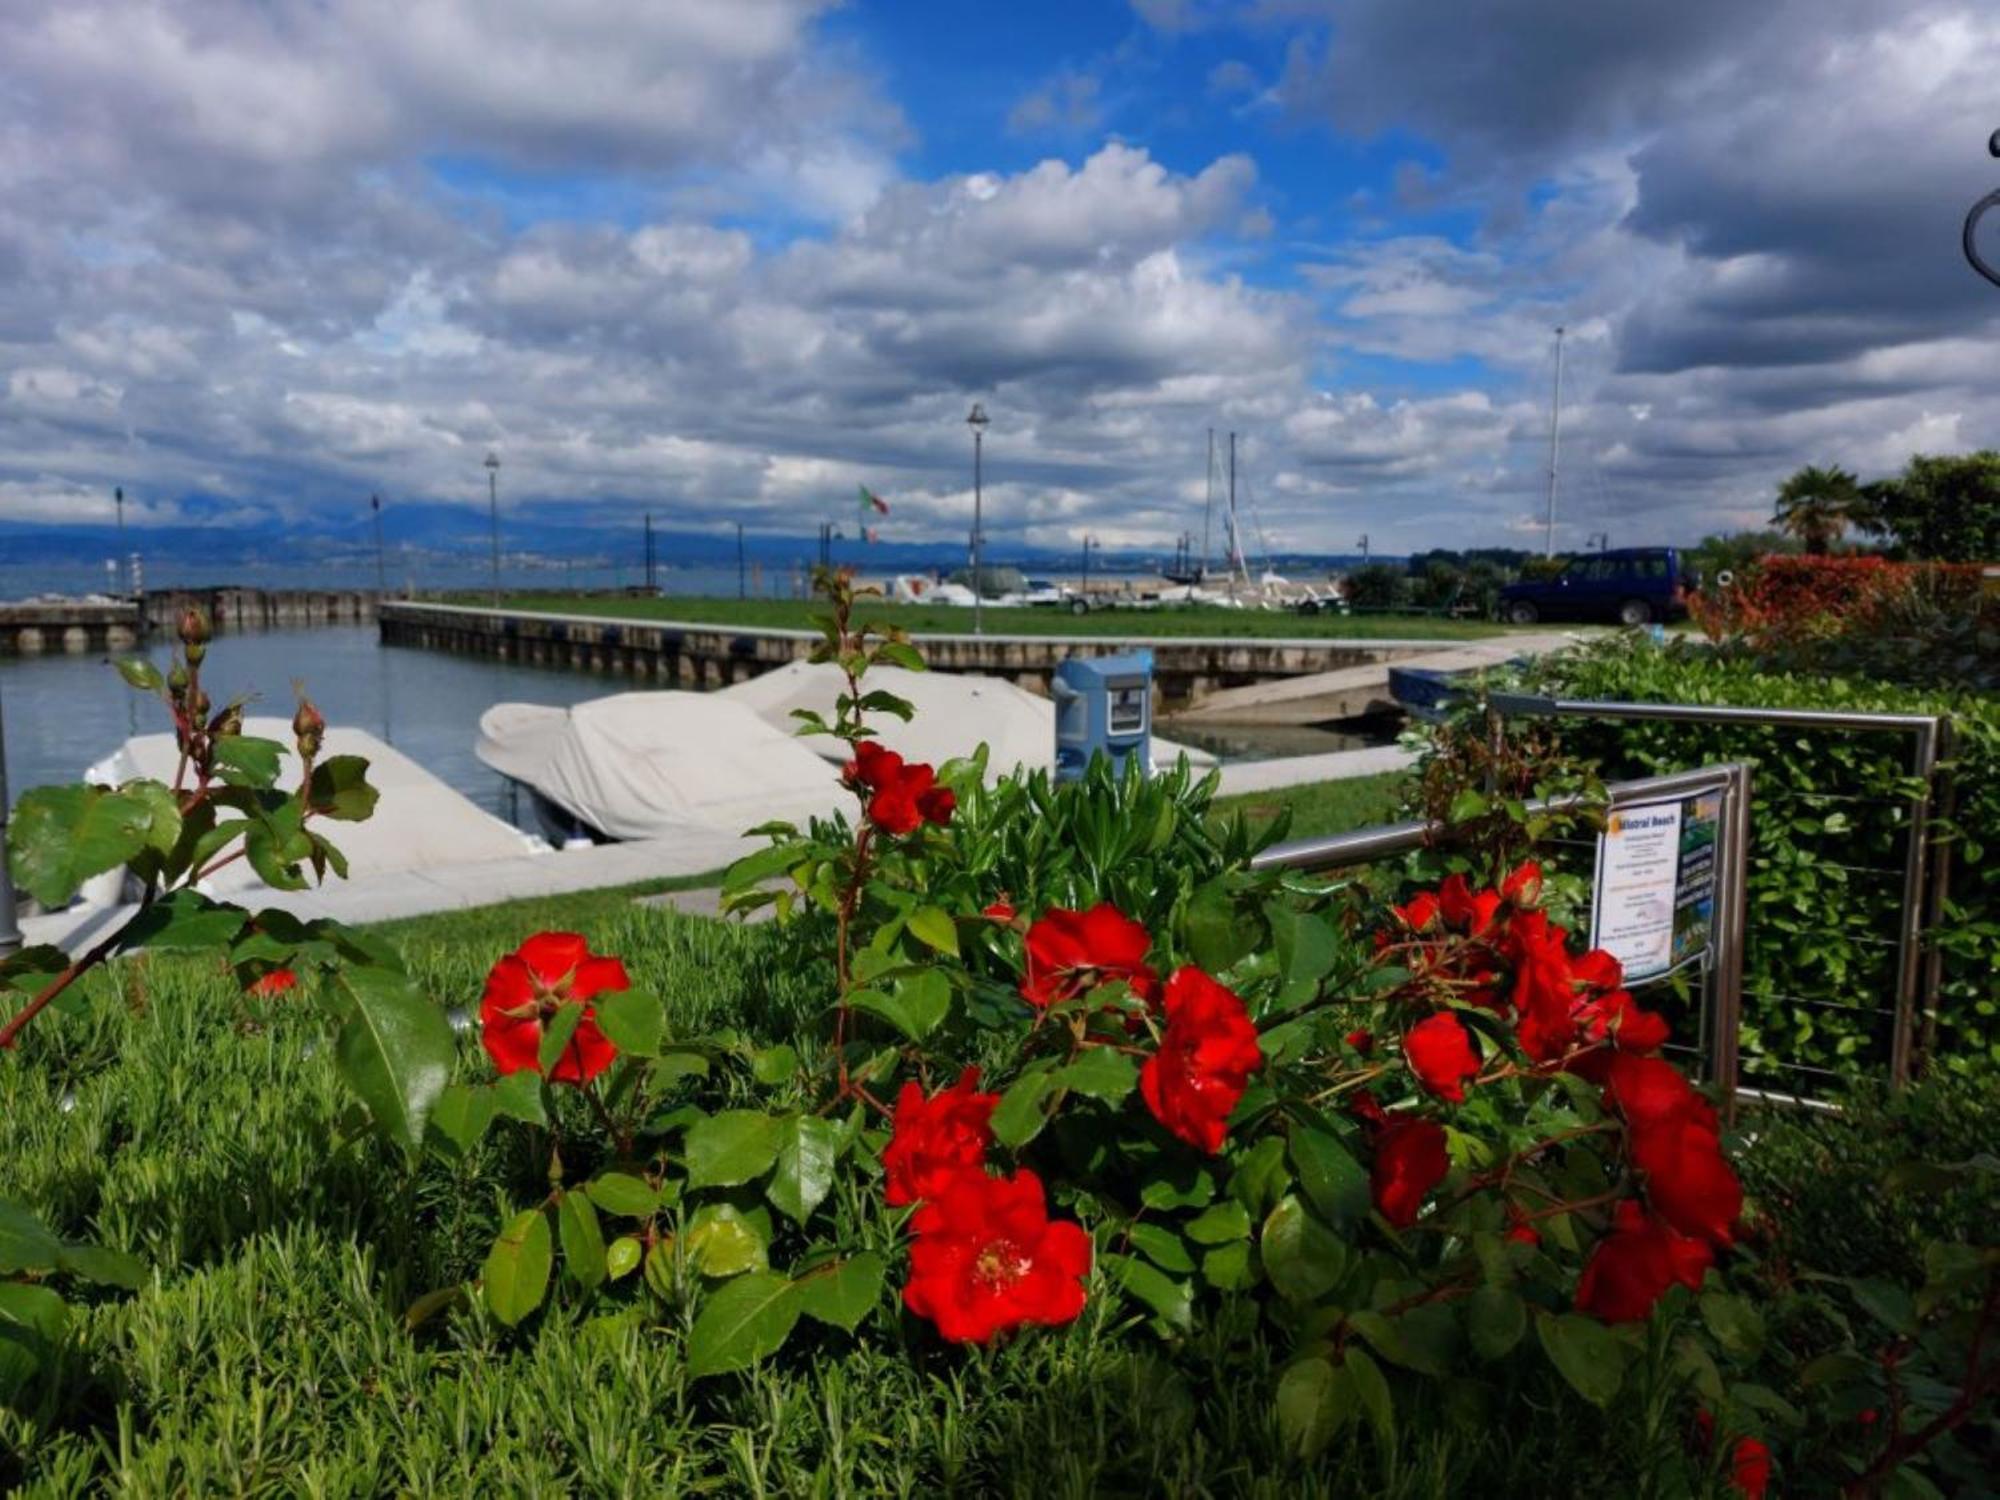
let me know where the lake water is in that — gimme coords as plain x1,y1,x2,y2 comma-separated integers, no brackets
0,624,1380,825
0,626,605,829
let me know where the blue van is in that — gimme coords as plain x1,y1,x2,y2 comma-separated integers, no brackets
1497,547,1693,626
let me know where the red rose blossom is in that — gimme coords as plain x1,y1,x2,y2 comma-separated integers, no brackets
981,899,1017,923
1574,1199,1712,1322
479,931,628,1085
1628,1111,1743,1247
1500,860,1543,907
1390,890,1444,932
1371,1116,1449,1228
1437,874,1501,935
1728,1437,1771,1500
882,1067,999,1207
1344,1028,1374,1055
1404,1012,1481,1103
1139,967,1264,1153
902,1169,1092,1344
245,967,298,997
844,742,954,835
1019,903,1157,1008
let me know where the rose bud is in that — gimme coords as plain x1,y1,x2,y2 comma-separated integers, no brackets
167,662,190,700
209,703,244,738
178,606,212,662
293,698,326,758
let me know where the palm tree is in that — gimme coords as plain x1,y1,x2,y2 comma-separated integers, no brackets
1773,465,1861,555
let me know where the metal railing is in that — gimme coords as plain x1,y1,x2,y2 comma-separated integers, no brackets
1252,762,1753,1118
1484,693,1953,1089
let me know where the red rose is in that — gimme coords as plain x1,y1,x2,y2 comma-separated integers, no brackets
982,899,1017,923
917,782,956,826
245,967,298,997
1728,1437,1771,1500
1139,967,1264,1154
1391,890,1443,932
845,743,954,835
1404,1012,1481,1104
1344,1028,1374,1055
1504,910,1583,1063
1438,874,1501,935
882,1067,999,1207
1600,1052,1717,1135
1573,987,1671,1056
1501,861,1543,907
902,1169,1092,1344
1020,903,1157,1008
847,740,902,792
1574,1199,1712,1322
479,931,628,1085
1371,1116,1449,1228
1628,1111,1742,1247
1504,1210,1540,1247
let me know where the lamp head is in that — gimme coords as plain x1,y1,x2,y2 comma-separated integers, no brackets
966,402,989,430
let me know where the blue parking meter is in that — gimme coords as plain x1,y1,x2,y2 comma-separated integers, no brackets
1051,650,1153,782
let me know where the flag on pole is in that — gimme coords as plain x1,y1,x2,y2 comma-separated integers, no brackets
858,485,889,544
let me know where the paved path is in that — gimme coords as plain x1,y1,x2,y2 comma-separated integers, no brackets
1214,743,1418,796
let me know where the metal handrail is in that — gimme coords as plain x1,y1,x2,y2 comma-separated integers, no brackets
1253,762,1752,1117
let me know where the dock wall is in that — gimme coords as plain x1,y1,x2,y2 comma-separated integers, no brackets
377,600,1432,707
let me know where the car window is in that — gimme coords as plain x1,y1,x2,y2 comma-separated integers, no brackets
1635,557,1668,579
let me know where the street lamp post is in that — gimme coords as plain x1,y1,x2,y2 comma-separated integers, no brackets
114,486,127,596
0,679,21,958
371,494,386,593
484,452,502,607
966,402,990,636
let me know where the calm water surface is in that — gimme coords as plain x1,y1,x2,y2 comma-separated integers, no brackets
0,625,1373,826
0,626,605,828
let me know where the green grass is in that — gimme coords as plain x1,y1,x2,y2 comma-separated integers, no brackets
482,593,1526,641
1212,771,1412,843
6,883,1992,1495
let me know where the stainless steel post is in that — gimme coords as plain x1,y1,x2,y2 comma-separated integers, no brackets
1890,721,1941,1086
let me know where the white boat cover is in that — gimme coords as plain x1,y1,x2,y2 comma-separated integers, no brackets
717,661,1216,778
476,692,844,842
82,719,537,904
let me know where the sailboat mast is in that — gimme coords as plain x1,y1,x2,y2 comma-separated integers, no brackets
1201,428,1215,576
1544,325,1565,559
1227,431,1244,584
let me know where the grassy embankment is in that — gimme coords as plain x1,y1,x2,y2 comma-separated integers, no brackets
488,593,1527,641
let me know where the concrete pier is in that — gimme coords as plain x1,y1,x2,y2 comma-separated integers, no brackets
0,599,143,655
377,600,1459,708
141,587,379,632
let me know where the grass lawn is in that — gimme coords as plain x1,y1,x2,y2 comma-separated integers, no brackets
481,593,1528,641
1212,770,1411,843
8,873,1993,1494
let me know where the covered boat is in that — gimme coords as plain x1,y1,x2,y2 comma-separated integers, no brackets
476,692,845,844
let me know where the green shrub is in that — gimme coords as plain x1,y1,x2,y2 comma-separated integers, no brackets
1511,639,2000,1081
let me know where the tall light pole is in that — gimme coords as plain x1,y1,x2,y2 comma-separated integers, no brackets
1543,325,1565,559
371,494,386,593
484,452,502,606
0,679,21,958
114,486,127,596
736,521,746,599
966,402,989,636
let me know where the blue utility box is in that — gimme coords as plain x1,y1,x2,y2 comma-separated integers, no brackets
1051,650,1153,782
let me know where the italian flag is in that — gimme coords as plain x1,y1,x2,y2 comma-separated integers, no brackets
858,485,889,543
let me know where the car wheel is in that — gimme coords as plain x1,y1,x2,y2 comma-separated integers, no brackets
1298,599,1322,616
1617,598,1652,627
1068,597,1090,616
1506,602,1539,625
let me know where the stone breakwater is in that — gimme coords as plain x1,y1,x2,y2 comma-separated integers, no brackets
0,589,382,655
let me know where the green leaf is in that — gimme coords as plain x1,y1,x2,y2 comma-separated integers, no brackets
796,1252,885,1332
115,657,163,691
1536,1312,1626,1408
56,1242,145,1290
213,735,287,791
750,1044,799,1085
685,1271,802,1379
1201,1240,1253,1290
6,783,155,908
684,1110,784,1190
1184,1200,1251,1245
490,1071,547,1127
1260,1195,1345,1305
1448,788,1490,823
1104,1252,1193,1332
0,1200,66,1276
685,1205,768,1278
907,906,959,956
584,1173,660,1219
1228,1136,1290,1216
768,1114,842,1226
1289,1124,1371,1233
1467,1285,1527,1360
558,1191,607,1290
1180,879,1251,973
425,1082,497,1159
1698,1291,1765,1359
121,890,246,954
595,989,665,1058
1127,1222,1197,1274
482,1208,553,1327
989,1071,1055,1148
1140,1165,1215,1211
848,972,951,1043
305,755,379,821
121,779,182,858
537,1001,587,1075
722,839,807,894
872,640,927,672
1277,1356,1355,1459
332,964,455,1154
605,1237,643,1281
1052,1047,1139,1102
1269,903,1340,999
1345,1347,1396,1456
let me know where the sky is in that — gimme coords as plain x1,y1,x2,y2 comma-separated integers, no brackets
2,0,1998,559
